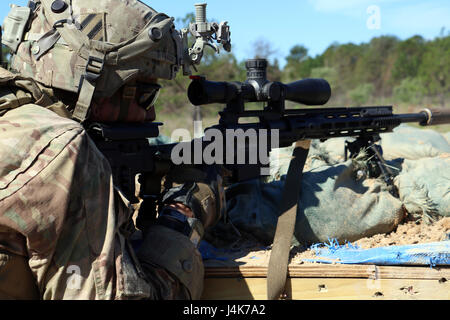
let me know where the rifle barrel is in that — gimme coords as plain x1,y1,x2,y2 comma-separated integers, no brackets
417,108,450,126
394,109,450,126
393,112,428,124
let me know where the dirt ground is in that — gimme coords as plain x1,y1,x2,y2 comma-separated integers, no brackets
350,216,450,248
203,216,450,267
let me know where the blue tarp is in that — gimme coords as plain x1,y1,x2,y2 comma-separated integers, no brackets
304,240,450,267
199,240,229,261
199,239,450,267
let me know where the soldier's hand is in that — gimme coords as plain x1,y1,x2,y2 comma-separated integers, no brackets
160,165,226,231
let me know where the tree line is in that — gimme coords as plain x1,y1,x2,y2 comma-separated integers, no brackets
2,30,448,116
155,31,449,118
283,33,449,107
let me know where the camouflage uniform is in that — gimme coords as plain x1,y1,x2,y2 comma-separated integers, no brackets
0,0,215,300
0,67,204,300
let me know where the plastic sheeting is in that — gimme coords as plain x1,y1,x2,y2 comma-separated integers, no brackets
304,240,450,266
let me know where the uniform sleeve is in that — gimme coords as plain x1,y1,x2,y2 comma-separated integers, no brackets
136,224,205,299
0,105,204,299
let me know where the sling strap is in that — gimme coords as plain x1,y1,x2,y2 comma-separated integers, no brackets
267,140,310,300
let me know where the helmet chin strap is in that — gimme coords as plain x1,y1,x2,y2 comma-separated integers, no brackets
72,51,105,122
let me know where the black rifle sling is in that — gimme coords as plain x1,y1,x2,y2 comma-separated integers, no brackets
267,140,310,300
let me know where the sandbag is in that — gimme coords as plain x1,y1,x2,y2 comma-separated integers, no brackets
226,161,404,246
268,139,343,181
445,132,450,145
268,125,450,180
394,154,450,219
154,127,449,247
380,125,450,160
227,125,449,247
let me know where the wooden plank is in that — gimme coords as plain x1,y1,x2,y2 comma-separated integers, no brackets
205,264,450,280
201,277,450,300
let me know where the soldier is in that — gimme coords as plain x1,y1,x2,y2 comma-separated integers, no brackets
0,0,224,299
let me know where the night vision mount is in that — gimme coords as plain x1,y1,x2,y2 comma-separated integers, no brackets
181,3,231,74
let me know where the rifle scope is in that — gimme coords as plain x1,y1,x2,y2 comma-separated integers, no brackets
188,59,331,106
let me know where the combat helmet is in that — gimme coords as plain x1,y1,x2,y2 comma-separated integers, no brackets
2,0,231,121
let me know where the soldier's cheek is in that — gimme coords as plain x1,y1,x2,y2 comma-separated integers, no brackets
90,98,121,122
125,100,149,122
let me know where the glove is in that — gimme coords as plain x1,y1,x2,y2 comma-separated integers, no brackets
156,165,227,245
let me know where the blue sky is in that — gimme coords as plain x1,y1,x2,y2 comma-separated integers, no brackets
1,0,449,67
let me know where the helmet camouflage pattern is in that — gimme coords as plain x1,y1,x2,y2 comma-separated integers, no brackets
12,0,181,92
3,0,231,121
7,0,185,120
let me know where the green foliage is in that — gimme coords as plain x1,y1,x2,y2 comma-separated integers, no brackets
392,35,425,82
285,34,448,106
393,77,426,104
284,45,308,80
1,45,10,68
348,83,374,106
287,45,308,63
353,36,399,96
418,35,450,105
175,12,195,26
322,42,366,93
283,45,323,82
